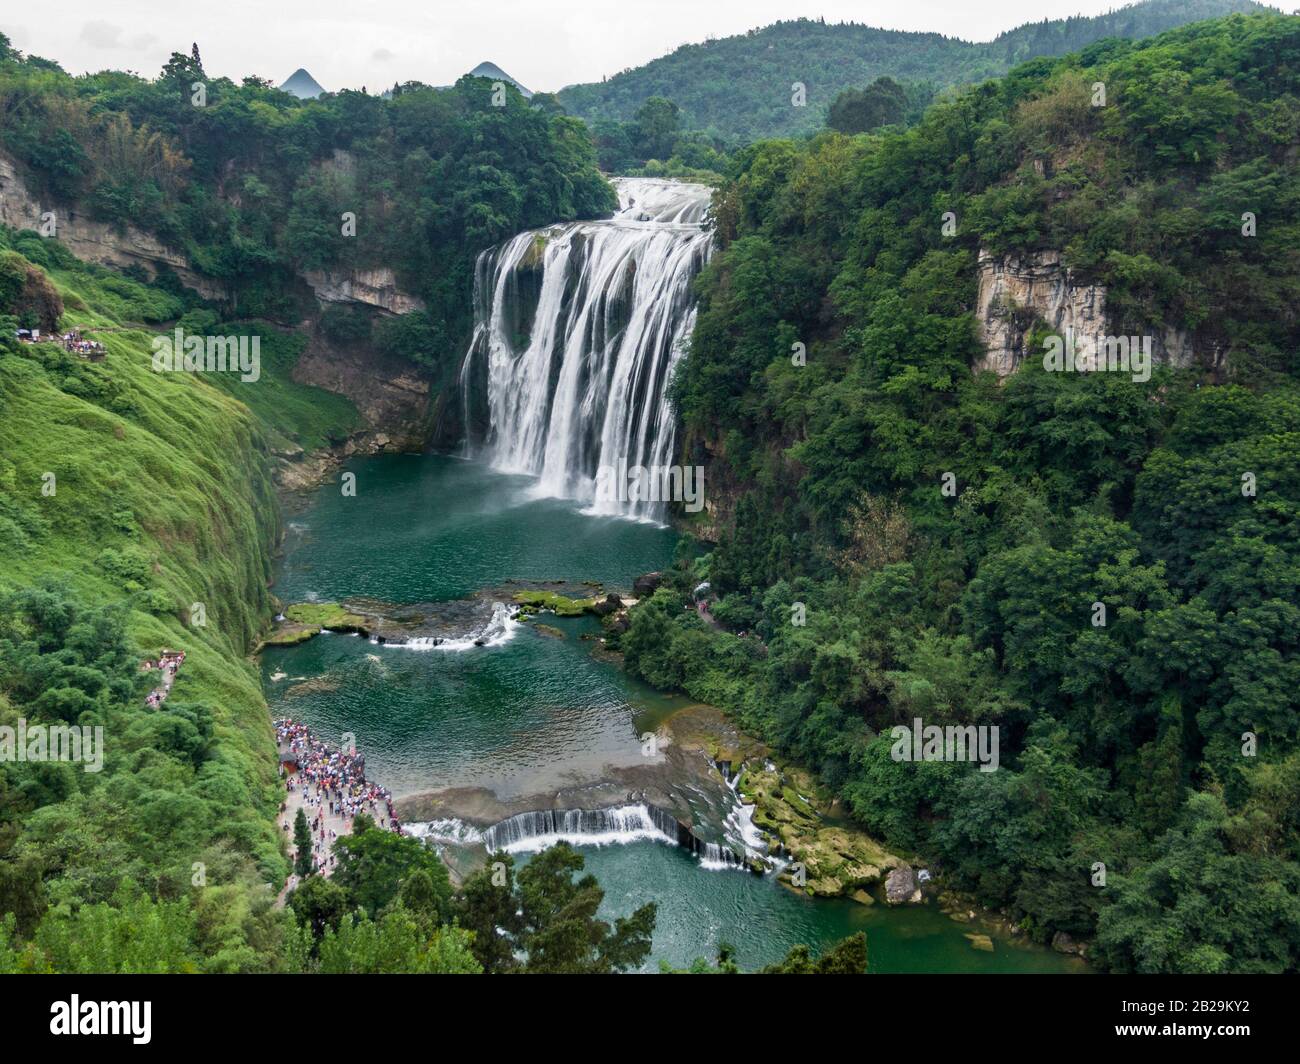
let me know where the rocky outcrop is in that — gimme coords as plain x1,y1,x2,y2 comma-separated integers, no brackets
632,572,664,598
293,324,433,451
1051,931,1088,957
885,863,923,905
0,151,229,301
302,267,425,314
739,763,901,900
1,149,426,318
974,248,1199,376
974,249,1107,376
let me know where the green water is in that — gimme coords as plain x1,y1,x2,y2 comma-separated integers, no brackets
265,453,1083,973
274,453,677,603
263,615,680,799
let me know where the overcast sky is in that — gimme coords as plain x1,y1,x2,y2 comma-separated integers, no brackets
1,1,1274,94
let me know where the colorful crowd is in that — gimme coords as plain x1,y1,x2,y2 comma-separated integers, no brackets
275,717,401,880
12,328,106,358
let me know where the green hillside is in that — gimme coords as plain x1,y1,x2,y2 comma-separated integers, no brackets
558,0,1274,141
619,12,1300,972
0,228,370,969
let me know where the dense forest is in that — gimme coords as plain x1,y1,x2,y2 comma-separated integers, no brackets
558,0,1273,141
616,12,1300,972
0,36,614,371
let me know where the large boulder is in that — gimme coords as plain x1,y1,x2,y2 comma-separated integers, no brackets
589,592,622,617
1051,931,1087,957
632,572,663,599
885,864,922,905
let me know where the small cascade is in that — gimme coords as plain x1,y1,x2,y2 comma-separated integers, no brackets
473,798,757,871
405,818,485,846
480,804,679,853
377,601,519,651
459,177,714,521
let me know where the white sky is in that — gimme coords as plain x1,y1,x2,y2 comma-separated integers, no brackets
2,1,1285,94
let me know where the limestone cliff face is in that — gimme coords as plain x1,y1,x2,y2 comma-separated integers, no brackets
974,248,1200,376
293,324,433,450
272,323,435,491
1,149,426,317
301,267,426,315
0,151,230,301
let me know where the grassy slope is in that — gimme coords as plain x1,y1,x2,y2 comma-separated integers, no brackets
0,250,357,902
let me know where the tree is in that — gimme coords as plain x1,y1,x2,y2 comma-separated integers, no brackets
761,932,868,973
1094,793,1300,973
458,843,655,973
827,77,908,133
315,909,481,974
515,842,656,973
455,853,524,973
293,809,313,877
288,874,348,942
332,815,452,920
632,96,681,162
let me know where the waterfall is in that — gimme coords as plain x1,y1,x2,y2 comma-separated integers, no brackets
376,601,519,651
459,177,714,520
470,801,752,870
480,804,678,852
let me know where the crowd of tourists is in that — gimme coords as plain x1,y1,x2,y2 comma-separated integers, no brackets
59,329,107,357
275,717,401,832
12,327,106,357
141,649,184,708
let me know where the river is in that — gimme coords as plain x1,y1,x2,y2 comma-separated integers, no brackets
262,453,1083,973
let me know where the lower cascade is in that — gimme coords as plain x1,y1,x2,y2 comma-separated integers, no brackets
485,803,754,869
459,177,714,520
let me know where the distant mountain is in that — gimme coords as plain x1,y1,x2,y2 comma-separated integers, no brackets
557,0,1275,141
466,60,531,98
280,68,326,99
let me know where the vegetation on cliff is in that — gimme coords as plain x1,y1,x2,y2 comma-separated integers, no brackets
621,13,1300,973
0,240,298,970
0,36,616,372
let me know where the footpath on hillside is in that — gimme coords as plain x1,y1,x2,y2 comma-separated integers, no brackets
140,649,185,708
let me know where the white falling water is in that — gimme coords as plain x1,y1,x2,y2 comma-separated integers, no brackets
460,177,713,521
375,601,519,652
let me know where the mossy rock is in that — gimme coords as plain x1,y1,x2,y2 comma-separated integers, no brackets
780,785,818,820
512,590,598,616
261,625,320,647
283,602,368,631
741,763,900,898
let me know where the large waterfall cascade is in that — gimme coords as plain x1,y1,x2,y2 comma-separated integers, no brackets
459,177,714,520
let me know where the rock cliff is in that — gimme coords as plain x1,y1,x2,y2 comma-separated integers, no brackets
301,266,426,315
0,151,229,301
974,248,1201,376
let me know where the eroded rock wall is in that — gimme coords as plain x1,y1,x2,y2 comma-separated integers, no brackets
0,151,230,301
974,248,1199,375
